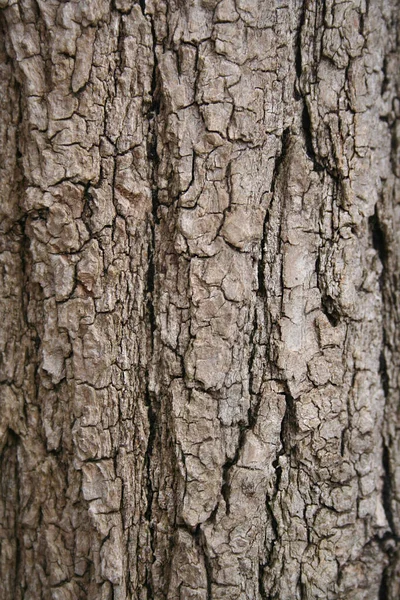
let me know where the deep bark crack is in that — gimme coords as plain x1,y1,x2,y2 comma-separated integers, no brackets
143,3,161,597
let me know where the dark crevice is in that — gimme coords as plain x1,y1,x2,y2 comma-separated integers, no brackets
378,531,398,600
220,424,245,515
320,294,341,327
315,255,341,327
82,183,94,234
193,525,212,600
382,443,398,539
389,118,399,176
295,0,307,79
143,10,161,600
279,391,296,455
379,350,390,400
248,308,262,415
147,235,156,340
138,0,146,17
378,565,389,600
261,394,298,598
265,391,296,577
258,209,269,297
264,493,279,566
369,206,388,271
380,56,390,97
149,167,160,234
258,561,268,600
144,380,157,600
294,0,325,173
340,426,347,457
271,128,290,194
301,103,324,171
147,12,160,229
298,571,307,600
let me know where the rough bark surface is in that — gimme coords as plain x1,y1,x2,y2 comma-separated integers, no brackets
0,1,399,599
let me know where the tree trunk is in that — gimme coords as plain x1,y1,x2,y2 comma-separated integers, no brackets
0,0,399,598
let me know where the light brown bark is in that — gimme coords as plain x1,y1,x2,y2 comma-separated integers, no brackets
0,1,399,599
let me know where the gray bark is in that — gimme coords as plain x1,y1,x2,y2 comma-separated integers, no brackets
0,0,399,599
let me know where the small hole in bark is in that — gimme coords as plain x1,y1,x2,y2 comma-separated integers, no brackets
321,296,340,327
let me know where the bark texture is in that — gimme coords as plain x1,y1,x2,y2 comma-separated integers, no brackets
0,1,399,599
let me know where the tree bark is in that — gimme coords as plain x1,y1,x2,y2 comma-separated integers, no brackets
0,0,399,598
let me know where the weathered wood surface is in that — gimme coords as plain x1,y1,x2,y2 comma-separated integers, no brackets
0,1,399,598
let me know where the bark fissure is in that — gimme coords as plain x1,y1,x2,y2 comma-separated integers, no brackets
381,444,397,539
143,3,160,597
